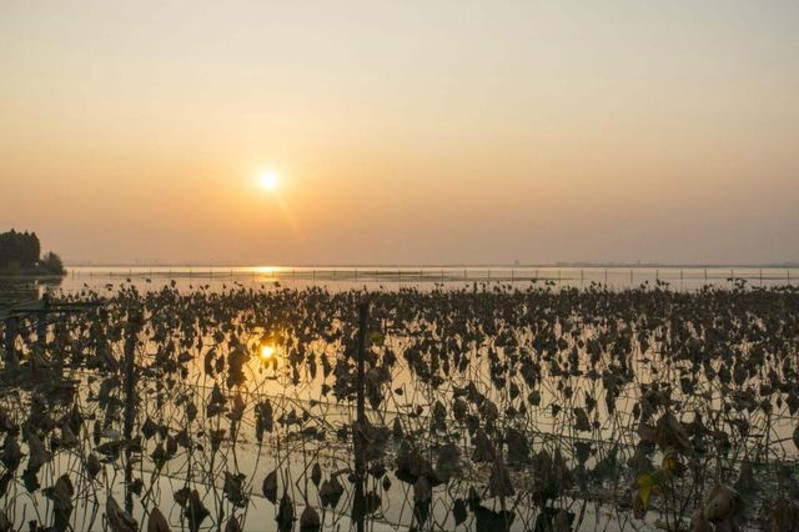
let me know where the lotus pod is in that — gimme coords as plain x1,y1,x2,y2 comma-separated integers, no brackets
223,517,243,532
432,400,447,432
480,399,499,424
655,412,692,455
86,453,102,481
1,435,21,472
413,476,431,504
224,472,248,508
299,505,320,532
453,498,468,526
141,418,158,440
276,491,295,532
488,460,514,498
690,508,713,532
0,510,11,532
505,428,530,466
262,469,278,504
553,447,573,492
183,489,209,532
765,496,799,532
26,432,52,472
734,461,755,495
60,424,79,448
311,463,322,487
474,502,515,532
44,474,74,532
392,417,404,440
702,484,744,524
228,393,245,422
319,475,344,508
553,509,571,532
472,428,495,463
453,398,468,423
435,443,461,483
0,407,15,433
573,407,591,432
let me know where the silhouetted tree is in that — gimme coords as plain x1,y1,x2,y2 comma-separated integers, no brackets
40,251,66,275
0,229,65,275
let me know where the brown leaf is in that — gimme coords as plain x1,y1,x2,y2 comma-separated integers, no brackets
107,495,137,532
147,507,171,532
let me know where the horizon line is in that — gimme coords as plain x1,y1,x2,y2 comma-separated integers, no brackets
64,261,799,269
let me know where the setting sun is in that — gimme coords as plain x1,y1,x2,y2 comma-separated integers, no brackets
259,171,279,191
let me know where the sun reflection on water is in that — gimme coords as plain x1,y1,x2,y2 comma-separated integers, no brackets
260,344,275,360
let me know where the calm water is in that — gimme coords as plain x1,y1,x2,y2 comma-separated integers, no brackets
40,265,799,298
1,268,796,530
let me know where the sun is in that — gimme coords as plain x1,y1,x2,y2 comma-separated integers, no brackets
259,171,279,191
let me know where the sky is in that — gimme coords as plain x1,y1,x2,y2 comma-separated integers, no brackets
1,1,798,265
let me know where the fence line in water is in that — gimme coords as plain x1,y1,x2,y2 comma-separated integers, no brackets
62,266,798,294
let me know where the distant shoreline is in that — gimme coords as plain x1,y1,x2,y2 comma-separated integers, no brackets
0,264,67,280
0,271,67,280
63,262,799,269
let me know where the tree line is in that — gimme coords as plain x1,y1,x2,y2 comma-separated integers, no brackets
0,229,65,275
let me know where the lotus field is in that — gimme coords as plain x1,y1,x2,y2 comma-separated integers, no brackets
0,281,798,531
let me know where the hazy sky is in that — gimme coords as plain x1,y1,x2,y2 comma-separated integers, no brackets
1,1,797,265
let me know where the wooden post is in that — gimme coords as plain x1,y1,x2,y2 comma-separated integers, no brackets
123,308,143,515
31,309,49,379
354,301,368,532
36,312,47,346
3,317,18,372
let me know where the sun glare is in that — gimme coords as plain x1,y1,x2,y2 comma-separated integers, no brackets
259,171,279,191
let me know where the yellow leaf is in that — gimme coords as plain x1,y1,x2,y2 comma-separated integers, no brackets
636,473,654,508
662,447,680,472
